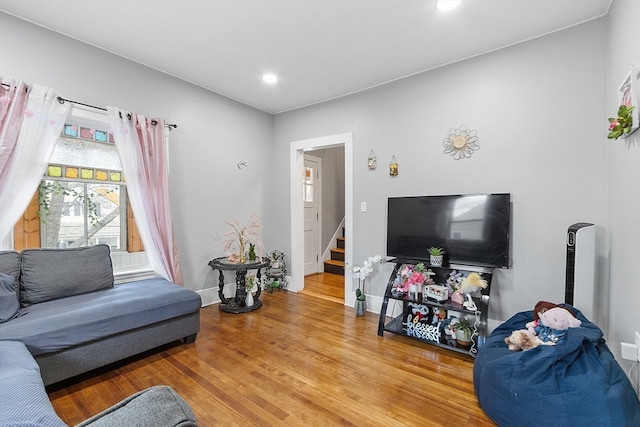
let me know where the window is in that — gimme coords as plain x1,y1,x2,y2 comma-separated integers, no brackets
39,178,125,250
40,121,128,250
14,109,146,271
303,165,314,202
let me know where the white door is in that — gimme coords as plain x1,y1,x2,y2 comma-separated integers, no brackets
303,156,320,276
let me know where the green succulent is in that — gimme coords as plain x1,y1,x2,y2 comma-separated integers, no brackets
428,247,445,256
453,316,474,339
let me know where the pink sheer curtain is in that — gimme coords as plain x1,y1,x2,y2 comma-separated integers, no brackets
0,79,29,184
0,84,71,248
107,107,183,285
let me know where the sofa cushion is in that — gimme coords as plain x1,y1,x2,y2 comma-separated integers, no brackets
76,385,197,427
20,244,114,307
0,250,21,297
0,340,67,427
0,273,19,323
0,278,201,356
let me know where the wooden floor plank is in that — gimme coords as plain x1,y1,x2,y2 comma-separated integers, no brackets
300,272,344,302
47,290,495,426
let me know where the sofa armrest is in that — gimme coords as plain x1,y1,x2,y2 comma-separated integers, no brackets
75,385,197,427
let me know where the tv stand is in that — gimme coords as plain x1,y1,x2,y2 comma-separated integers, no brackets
377,259,494,357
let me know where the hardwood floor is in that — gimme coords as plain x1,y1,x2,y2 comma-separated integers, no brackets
47,291,496,426
300,272,344,303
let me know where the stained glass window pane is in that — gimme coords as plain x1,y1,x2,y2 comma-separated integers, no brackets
48,165,62,177
80,127,93,139
94,130,108,142
65,167,78,179
63,124,78,137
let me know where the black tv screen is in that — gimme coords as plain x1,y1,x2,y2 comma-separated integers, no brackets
386,193,511,268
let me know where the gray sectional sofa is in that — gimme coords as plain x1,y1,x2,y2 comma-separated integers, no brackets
0,244,202,426
1,340,197,426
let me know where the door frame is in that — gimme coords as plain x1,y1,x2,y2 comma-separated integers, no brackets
289,133,353,306
303,154,322,275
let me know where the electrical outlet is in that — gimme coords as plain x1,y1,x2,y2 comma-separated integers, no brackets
635,331,640,361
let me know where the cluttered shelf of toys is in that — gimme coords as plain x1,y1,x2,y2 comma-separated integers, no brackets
378,259,494,357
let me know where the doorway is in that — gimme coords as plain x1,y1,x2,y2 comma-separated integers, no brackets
289,133,354,306
303,154,321,276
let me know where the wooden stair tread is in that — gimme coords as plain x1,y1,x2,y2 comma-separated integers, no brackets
324,259,345,267
331,247,345,254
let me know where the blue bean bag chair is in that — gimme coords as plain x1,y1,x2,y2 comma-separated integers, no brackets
474,305,640,427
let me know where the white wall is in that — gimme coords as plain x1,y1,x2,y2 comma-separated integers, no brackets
605,0,640,369
0,13,273,294
273,20,608,324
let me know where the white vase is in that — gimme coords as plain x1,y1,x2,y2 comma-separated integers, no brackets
245,292,254,307
409,283,418,300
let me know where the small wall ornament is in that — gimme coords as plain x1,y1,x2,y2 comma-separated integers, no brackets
389,155,398,176
442,125,479,160
368,149,377,169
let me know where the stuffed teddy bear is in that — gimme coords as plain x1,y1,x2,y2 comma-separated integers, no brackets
505,329,546,351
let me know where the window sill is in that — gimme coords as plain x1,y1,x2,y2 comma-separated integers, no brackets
114,268,156,284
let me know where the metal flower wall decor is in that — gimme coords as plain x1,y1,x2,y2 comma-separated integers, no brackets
442,125,479,160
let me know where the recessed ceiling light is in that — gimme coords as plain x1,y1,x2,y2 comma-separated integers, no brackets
262,73,278,84
436,0,461,11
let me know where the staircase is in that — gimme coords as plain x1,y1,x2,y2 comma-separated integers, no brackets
323,228,345,275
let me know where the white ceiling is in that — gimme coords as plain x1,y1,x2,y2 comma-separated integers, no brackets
0,0,611,114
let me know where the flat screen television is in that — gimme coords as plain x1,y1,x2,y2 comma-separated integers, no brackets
386,193,511,268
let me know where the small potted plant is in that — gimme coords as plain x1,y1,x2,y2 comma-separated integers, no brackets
245,275,257,307
427,247,445,267
223,213,262,263
345,255,383,316
451,316,475,347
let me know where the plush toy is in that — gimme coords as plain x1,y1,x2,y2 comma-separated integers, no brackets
526,306,582,345
505,329,546,351
430,306,446,324
460,272,488,293
441,317,457,345
532,300,561,321
409,303,429,323
506,303,582,351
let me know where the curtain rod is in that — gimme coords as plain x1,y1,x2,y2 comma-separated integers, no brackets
56,96,178,130
1,83,177,130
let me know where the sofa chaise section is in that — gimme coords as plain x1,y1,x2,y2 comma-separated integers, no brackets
0,245,201,385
